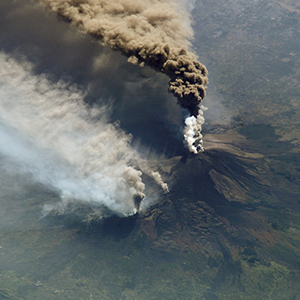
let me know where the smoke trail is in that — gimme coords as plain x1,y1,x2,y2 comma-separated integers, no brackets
0,52,167,217
38,0,208,153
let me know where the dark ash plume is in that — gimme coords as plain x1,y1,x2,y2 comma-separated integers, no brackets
38,0,208,152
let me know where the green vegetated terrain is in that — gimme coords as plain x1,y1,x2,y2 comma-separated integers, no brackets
1,0,300,299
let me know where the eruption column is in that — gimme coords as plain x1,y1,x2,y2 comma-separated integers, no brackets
38,0,208,153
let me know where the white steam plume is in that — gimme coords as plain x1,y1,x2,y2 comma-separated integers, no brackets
0,52,167,217
183,106,207,154
38,0,208,153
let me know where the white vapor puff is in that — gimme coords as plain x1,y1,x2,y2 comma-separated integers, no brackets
0,52,167,217
183,106,207,154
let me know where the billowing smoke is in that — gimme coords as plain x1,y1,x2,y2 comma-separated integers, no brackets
38,0,208,153
0,52,167,217
183,106,207,153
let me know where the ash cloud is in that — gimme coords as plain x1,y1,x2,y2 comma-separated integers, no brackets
38,0,208,153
